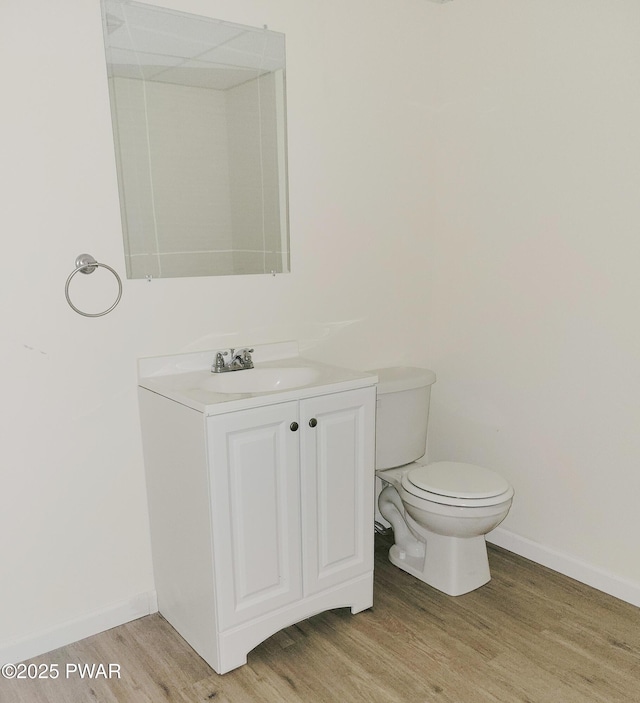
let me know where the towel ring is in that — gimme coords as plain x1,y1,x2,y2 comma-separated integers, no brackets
65,254,123,317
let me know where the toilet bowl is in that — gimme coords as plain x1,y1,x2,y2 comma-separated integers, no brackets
372,367,514,596
378,461,513,596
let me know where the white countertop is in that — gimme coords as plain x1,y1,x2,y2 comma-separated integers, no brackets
138,342,378,416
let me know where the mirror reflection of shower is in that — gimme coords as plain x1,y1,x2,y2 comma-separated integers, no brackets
100,0,290,279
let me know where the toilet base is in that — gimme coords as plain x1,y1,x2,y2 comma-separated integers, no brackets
388,532,491,597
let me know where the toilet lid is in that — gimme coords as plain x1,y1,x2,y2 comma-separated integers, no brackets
406,461,510,499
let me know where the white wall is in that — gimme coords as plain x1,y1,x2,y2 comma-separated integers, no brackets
427,0,640,590
2,0,640,665
0,0,440,662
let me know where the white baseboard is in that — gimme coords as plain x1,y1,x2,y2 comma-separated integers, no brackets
0,591,158,666
488,527,640,608
4,531,640,666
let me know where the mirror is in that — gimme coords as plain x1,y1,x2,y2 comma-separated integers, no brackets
100,0,290,278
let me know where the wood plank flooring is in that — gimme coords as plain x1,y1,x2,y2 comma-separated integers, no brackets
2,535,640,702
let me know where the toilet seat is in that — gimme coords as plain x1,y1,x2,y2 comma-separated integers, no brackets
402,461,514,508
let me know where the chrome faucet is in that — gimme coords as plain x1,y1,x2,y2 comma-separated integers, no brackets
211,347,254,373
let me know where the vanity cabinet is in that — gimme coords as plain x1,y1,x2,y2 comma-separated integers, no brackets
139,384,375,674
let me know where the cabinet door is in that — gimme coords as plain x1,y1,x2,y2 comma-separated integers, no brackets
300,387,376,596
207,402,302,629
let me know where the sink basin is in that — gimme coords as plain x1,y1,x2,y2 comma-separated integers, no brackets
201,367,321,394
138,343,378,415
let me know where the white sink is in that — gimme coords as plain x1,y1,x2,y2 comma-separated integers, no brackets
138,342,378,416
201,366,320,394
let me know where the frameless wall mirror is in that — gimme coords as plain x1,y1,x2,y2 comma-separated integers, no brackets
100,0,290,278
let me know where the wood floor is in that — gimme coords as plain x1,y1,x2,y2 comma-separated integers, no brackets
3,535,640,703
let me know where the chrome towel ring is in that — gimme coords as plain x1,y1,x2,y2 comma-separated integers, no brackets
65,254,123,317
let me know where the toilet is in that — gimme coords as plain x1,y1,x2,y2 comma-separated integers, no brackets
373,367,514,596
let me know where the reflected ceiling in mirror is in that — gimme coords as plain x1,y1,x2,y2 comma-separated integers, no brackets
100,0,290,278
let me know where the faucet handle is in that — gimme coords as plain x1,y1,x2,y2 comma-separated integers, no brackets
213,351,226,372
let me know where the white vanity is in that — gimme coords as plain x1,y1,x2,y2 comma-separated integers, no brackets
138,342,377,674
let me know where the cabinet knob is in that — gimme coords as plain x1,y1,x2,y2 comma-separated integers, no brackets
309,418,318,428
290,422,299,432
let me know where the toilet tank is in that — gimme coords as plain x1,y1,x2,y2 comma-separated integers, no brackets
371,367,437,470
